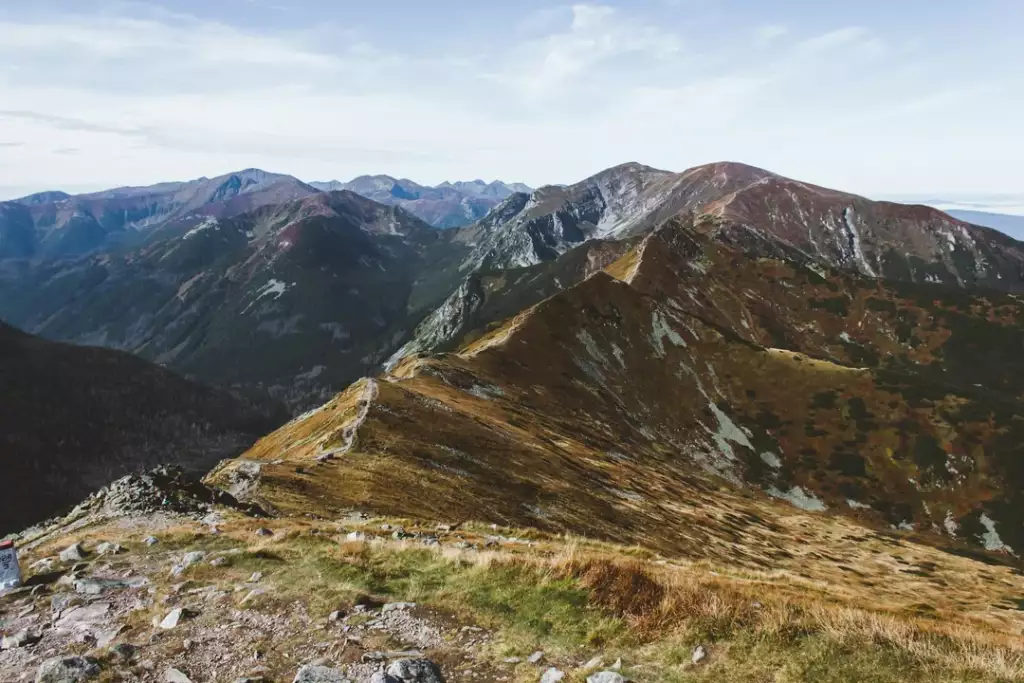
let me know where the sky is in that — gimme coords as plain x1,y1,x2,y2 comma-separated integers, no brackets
0,0,1021,202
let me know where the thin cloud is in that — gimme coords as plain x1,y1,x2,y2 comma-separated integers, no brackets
0,110,147,137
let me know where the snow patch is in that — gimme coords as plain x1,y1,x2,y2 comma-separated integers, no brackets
182,217,219,239
244,279,293,314
846,499,871,510
943,511,958,537
759,451,782,469
704,402,753,462
842,207,877,277
468,384,505,400
979,513,1015,554
649,310,687,358
767,485,827,511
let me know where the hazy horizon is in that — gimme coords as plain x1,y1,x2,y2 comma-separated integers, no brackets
1,1,1020,200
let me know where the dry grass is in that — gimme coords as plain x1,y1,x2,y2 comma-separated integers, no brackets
541,548,1024,680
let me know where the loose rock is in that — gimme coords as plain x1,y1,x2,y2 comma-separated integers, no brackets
59,544,86,563
691,645,706,664
144,536,160,546
386,658,446,683
164,668,194,683
95,542,124,556
169,551,206,577
586,673,626,683
159,607,192,629
382,602,416,613
255,528,274,537
527,651,545,664
292,664,348,683
1,630,40,650
35,656,101,683
540,668,565,683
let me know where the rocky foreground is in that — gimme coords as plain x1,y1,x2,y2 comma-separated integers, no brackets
2,469,1024,683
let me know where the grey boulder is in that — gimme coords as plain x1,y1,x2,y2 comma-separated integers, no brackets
292,664,348,683
164,669,194,683
59,544,86,563
540,668,565,683
386,659,445,683
1,630,40,650
586,673,626,683
35,656,101,683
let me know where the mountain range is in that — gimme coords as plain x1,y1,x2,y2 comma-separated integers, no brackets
310,176,533,228
2,162,1023,412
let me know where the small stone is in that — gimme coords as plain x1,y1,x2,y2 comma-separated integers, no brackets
1,630,40,649
382,602,416,612
95,542,124,556
59,544,86,563
386,659,446,683
345,532,365,542
30,557,56,571
170,551,206,577
255,528,273,537
159,607,192,629
110,643,137,662
35,656,101,683
611,658,622,671
328,610,343,622
240,589,266,606
164,668,194,683
74,633,97,646
586,673,625,683
144,536,160,546
249,572,264,582
292,664,347,683
210,557,229,567
540,668,565,683
503,657,522,665
691,645,706,664
527,651,544,664
582,657,603,670
235,676,269,683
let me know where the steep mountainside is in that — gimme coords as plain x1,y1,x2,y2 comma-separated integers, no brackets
0,192,471,409
454,162,1024,292
312,175,534,228
0,170,317,259
0,322,281,534
214,216,1024,562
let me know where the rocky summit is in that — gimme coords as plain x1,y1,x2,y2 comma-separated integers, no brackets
2,161,1024,683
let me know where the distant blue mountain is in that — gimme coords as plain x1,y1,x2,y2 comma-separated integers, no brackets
945,209,1024,241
